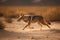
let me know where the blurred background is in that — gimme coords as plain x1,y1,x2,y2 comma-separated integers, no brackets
0,6,60,21
0,0,60,21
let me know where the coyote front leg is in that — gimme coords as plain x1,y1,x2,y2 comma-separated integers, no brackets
22,21,31,30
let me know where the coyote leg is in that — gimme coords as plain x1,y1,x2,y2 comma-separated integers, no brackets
46,24,51,28
43,20,51,30
38,21,42,31
44,21,51,30
22,21,31,30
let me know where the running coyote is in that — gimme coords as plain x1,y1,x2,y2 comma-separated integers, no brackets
17,14,51,30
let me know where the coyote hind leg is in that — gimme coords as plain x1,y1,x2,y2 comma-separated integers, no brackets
43,20,51,30
38,21,42,31
46,24,51,28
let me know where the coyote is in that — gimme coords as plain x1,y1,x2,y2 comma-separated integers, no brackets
17,14,51,30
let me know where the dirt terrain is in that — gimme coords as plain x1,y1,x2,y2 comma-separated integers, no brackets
0,18,60,40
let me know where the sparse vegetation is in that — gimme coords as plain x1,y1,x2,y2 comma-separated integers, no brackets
0,6,60,21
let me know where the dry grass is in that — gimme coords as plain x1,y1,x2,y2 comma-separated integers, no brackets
0,6,60,21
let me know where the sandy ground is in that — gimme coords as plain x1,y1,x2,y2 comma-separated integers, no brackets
0,18,60,40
